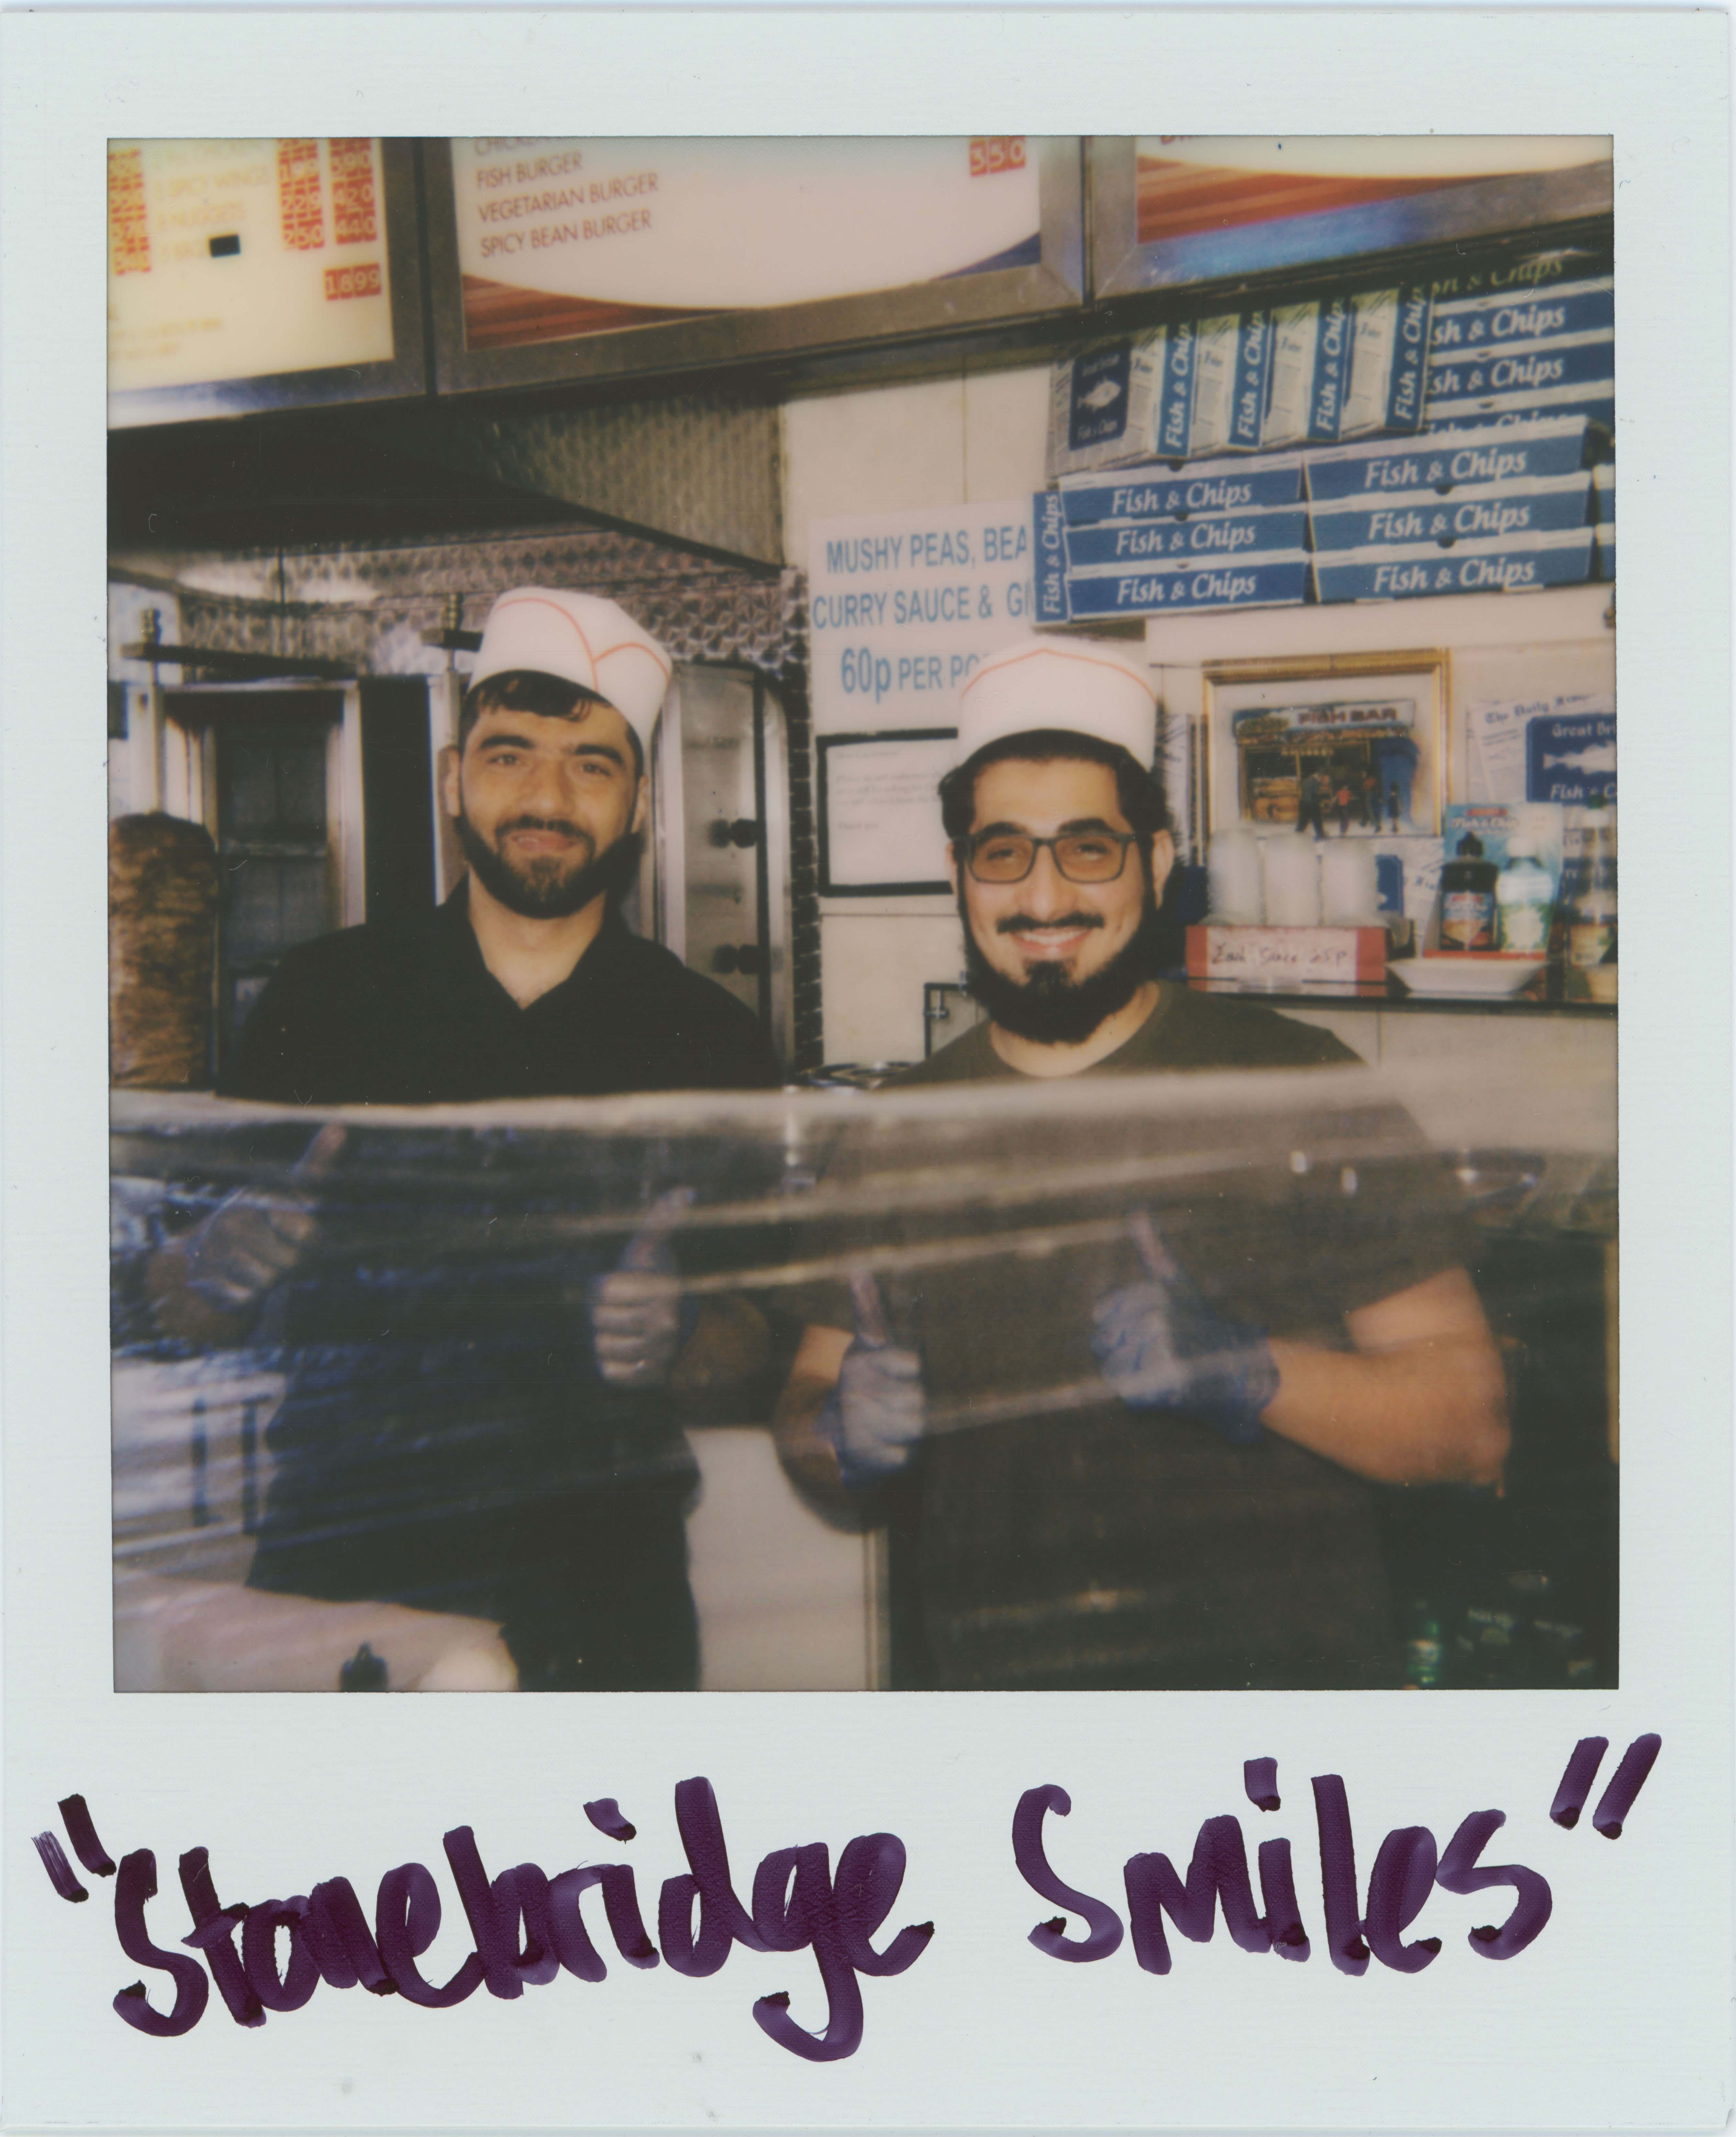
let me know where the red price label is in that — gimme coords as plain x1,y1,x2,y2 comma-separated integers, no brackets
324,261,383,301
969,137,1027,177
278,138,326,252
108,145,151,276
330,138,378,247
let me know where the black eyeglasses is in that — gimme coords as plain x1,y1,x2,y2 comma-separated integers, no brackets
964,830,1140,885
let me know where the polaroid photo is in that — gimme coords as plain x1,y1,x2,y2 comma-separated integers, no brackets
2,10,1730,2132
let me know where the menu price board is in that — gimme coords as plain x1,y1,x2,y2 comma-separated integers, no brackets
427,136,1084,393
107,138,425,427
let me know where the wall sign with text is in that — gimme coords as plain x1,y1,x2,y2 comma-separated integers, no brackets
809,500,1044,762
817,729,957,896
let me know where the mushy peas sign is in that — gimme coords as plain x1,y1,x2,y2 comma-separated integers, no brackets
809,501,1037,733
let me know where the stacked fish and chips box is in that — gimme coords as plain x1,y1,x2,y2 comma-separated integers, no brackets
1036,416,1600,619
1036,254,1612,620
1423,274,1614,436
1036,456,1311,619
1302,415,1596,603
1305,416,1596,605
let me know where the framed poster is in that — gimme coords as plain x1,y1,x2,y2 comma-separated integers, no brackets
424,136,1084,393
1091,135,1614,298
106,138,427,428
1203,650,1449,838
817,729,956,895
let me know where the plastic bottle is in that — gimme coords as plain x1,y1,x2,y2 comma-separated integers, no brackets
1402,1597,1447,1690
1495,835,1554,955
1439,833,1497,952
1563,802,1617,997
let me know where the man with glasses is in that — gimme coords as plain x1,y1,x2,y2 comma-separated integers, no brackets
775,637,1506,1690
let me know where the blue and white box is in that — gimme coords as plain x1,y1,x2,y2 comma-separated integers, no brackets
1428,249,1607,305
1527,710,1615,805
1305,415,1594,501
1155,319,1197,460
1314,525,1594,603
1309,471,1593,551
1058,454,1305,525
1308,297,1353,444
1065,503,1309,568
1430,277,1613,354
1339,285,1433,437
1229,311,1274,452
1031,489,1070,625
1046,333,1165,478
1066,550,1311,618
1425,329,1614,414
1262,301,1321,448
1188,315,1242,459
1426,391,1615,439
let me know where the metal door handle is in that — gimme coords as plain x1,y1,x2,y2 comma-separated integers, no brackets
708,818,762,850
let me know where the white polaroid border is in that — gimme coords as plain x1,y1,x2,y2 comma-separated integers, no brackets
2,10,1729,2133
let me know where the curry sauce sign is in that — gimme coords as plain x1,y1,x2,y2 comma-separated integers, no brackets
809,501,1036,732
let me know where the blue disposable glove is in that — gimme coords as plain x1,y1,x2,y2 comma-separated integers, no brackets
1091,1210,1280,1447
589,1187,698,1388
817,1270,927,1487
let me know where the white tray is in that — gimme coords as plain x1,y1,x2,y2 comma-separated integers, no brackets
1391,957,1546,998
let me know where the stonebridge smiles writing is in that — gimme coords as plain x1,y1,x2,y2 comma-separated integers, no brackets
31,1737,1659,2060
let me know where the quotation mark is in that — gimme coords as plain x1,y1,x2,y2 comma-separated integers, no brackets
32,1795,116,1903
1549,1735,1662,1838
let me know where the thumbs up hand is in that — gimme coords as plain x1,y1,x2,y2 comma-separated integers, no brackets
817,1270,927,1487
589,1187,696,1388
177,1122,347,1318
1091,1209,1280,1447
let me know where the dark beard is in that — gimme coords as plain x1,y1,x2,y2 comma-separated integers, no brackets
458,811,643,920
961,887,1165,1046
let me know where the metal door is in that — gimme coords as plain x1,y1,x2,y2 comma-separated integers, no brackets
647,665,792,1072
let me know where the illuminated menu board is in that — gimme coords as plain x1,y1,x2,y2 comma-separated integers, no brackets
449,136,1040,351
1093,135,1614,294
108,139,422,424
427,137,1083,392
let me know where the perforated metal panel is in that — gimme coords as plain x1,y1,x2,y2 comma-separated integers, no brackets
366,395,782,565
153,527,800,680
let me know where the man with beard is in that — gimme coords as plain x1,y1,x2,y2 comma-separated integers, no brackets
774,638,1506,1690
215,587,773,1105
147,589,778,1689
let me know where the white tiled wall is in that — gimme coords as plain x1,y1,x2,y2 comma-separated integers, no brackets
820,911,966,1065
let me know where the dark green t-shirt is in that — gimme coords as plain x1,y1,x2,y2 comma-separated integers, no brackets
898,980,1359,1084
793,986,1466,1692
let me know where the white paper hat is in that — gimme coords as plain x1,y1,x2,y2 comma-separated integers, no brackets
954,638,1157,768
470,589,672,753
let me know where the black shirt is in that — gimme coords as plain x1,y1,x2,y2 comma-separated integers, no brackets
218,887,779,1686
222,884,780,1106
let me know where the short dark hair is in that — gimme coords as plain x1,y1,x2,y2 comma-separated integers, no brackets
458,669,645,776
939,729,1170,847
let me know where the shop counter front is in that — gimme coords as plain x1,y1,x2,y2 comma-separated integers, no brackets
110,1063,1615,1695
